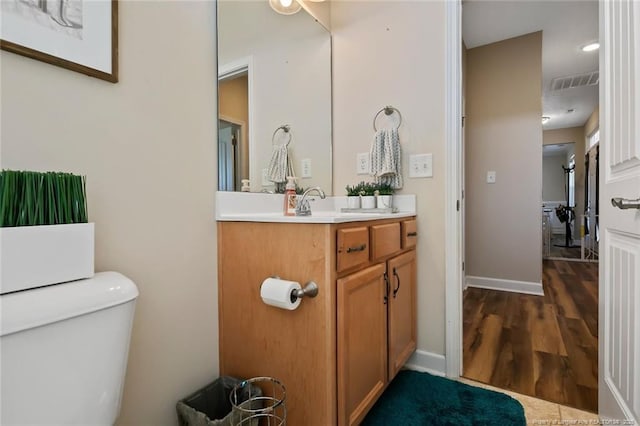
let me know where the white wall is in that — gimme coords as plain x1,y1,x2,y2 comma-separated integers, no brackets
465,32,543,285
0,2,218,424
218,1,332,192
331,1,447,357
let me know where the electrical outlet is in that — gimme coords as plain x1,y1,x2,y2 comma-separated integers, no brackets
301,159,312,178
486,171,496,184
409,154,433,178
262,168,271,186
357,153,370,175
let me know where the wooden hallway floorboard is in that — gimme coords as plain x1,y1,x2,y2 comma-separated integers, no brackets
462,260,599,413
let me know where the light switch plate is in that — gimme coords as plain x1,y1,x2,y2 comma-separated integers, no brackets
487,171,496,184
409,153,433,178
357,153,370,175
301,158,312,178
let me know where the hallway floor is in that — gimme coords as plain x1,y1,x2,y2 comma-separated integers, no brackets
462,259,599,412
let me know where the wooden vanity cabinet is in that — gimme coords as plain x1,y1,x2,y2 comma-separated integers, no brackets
218,217,417,426
337,221,417,426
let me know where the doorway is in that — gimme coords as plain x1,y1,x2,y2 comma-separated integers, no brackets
459,0,599,413
218,70,250,192
218,119,243,191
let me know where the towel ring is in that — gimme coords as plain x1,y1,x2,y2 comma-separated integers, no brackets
272,124,292,147
373,106,402,131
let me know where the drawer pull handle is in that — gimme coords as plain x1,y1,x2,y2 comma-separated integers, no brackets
393,268,401,298
346,244,366,253
407,232,417,237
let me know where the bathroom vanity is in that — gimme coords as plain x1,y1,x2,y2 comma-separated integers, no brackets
217,195,417,425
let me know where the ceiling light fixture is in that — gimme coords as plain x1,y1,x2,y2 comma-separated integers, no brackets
542,116,550,124
581,42,600,52
269,0,302,15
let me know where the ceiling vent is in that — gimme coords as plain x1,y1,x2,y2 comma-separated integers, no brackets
550,71,599,91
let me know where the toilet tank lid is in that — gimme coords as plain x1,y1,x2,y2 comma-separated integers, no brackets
1,271,139,337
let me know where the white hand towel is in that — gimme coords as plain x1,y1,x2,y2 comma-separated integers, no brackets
370,128,403,189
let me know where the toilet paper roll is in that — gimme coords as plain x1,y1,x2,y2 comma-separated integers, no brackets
260,278,302,310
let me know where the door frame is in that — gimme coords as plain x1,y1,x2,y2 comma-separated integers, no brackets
219,56,255,191
444,0,464,378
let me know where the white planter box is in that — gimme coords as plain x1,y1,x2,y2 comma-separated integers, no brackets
1,223,95,294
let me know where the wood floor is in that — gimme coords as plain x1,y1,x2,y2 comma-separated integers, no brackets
462,259,599,413
548,235,582,259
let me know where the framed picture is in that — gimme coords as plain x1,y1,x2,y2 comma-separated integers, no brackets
0,0,118,83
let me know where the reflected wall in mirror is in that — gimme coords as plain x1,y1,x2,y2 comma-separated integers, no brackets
217,0,332,193
543,142,575,207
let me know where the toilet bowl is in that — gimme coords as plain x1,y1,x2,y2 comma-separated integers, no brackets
0,272,138,425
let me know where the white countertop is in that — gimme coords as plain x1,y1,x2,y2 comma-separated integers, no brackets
216,192,416,224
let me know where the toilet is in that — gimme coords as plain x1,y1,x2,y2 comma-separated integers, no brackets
0,272,138,425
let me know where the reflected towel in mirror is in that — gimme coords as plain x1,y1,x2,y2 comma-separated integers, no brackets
267,144,295,184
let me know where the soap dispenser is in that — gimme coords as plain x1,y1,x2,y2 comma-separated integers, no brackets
283,176,297,216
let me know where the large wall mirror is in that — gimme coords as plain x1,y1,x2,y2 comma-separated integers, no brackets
217,1,332,193
542,142,576,247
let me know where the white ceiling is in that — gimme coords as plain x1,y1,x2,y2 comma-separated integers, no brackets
462,0,599,131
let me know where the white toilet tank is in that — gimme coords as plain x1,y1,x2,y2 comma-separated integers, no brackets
1,272,138,425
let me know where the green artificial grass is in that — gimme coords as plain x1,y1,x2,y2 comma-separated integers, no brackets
0,170,87,227
363,370,526,426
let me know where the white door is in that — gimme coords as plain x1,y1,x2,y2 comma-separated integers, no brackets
218,125,234,191
599,0,640,422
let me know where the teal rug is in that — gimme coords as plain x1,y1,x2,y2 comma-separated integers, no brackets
362,370,526,426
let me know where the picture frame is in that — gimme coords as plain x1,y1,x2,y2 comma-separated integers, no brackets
0,0,118,83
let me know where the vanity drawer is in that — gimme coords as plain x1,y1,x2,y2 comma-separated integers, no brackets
371,222,401,261
402,220,417,249
337,227,370,272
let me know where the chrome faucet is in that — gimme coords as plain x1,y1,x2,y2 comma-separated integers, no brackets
296,187,326,216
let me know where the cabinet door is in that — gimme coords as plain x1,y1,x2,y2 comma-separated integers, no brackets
387,250,417,380
337,263,387,426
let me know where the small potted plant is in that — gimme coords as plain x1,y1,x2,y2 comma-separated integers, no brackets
374,182,394,209
0,170,94,294
360,181,377,209
345,183,362,209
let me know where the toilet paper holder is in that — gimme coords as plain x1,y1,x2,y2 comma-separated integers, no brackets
271,276,319,303
291,281,319,302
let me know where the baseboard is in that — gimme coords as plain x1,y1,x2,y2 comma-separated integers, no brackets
404,350,446,376
466,275,544,296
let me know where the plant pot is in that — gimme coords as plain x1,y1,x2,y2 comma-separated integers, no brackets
376,195,393,209
0,223,95,294
347,196,361,209
361,196,376,209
